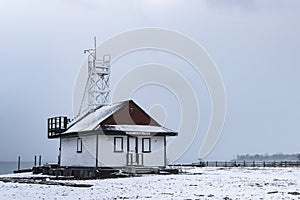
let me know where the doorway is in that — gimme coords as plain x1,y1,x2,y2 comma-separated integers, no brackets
127,136,143,165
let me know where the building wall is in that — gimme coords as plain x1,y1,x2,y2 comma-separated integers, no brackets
60,135,96,167
98,135,128,167
60,134,166,168
138,136,165,167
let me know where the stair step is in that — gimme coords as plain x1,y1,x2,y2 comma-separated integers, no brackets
124,166,160,174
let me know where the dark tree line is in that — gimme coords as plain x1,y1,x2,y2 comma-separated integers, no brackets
235,153,300,161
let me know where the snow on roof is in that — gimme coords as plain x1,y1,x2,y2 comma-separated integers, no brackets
101,125,177,134
65,101,127,133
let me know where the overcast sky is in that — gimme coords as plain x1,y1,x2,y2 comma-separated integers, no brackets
0,0,300,162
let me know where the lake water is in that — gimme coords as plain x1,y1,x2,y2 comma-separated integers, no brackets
0,161,35,175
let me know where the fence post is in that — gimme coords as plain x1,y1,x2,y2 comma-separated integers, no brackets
225,162,227,167
39,155,42,166
216,161,217,167
17,156,21,170
34,155,37,167
253,161,255,167
263,161,265,167
243,161,246,167
206,161,208,167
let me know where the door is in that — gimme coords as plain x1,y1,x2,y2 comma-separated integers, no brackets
127,136,144,166
128,136,137,165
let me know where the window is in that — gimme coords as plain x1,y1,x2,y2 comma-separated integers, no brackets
142,138,151,153
114,137,123,152
77,138,82,153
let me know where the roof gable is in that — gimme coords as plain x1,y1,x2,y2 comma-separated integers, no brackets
101,100,160,126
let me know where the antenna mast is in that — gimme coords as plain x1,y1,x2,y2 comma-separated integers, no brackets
81,37,111,112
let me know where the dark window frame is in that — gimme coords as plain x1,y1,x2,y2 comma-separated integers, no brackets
77,137,82,153
114,137,124,152
142,138,151,153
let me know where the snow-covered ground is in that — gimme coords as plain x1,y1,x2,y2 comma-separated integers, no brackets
1,167,300,199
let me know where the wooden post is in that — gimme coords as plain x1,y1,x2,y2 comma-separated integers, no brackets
263,161,265,167
215,161,217,167
58,138,61,165
17,156,21,170
253,161,255,167
206,161,208,167
39,155,42,166
34,155,37,167
163,136,167,167
243,161,246,167
225,162,227,167
96,134,99,168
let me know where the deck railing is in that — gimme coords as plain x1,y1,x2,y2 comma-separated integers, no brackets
127,153,144,166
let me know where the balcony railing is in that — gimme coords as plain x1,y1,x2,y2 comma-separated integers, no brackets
48,116,68,138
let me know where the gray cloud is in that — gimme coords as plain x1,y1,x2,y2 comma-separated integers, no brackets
0,0,300,162
205,0,256,11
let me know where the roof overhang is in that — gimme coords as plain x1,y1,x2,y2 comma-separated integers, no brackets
50,128,178,139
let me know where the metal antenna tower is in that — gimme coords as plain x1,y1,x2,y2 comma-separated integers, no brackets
79,37,111,114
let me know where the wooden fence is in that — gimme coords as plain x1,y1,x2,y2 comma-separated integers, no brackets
170,161,300,168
